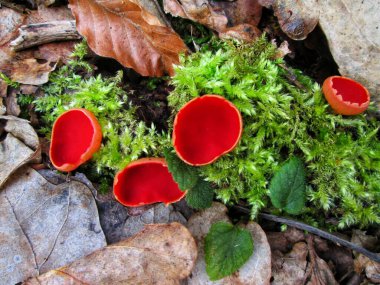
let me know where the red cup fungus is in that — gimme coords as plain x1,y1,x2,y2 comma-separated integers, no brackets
113,158,186,207
322,76,370,115
50,108,102,172
173,94,243,166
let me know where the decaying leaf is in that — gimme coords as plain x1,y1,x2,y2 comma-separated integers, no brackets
187,202,272,285
25,223,197,285
258,0,319,40
354,254,380,283
0,167,106,285
271,236,338,285
317,0,380,111
164,0,262,41
0,116,40,188
69,0,187,76
0,6,77,85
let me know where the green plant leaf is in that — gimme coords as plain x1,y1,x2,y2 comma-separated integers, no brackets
186,179,213,209
164,149,199,191
269,156,306,214
205,221,254,280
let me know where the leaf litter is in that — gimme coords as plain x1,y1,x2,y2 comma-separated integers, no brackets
0,167,106,285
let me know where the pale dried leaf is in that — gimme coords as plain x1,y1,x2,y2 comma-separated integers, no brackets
317,0,380,111
5,89,21,116
271,242,309,285
69,0,187,76
0,116,40,188
258,0,319,40
10,58,57,85
0,167,106,284
187,202,271,285
25,223,197,285
164,0,262,41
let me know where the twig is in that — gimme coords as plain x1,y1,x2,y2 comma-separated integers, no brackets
10,20,81,51
233,205,380,263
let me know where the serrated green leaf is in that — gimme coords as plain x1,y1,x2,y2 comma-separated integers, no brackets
164,149,199,191
269,156,306,214
186,179,213,209
205,221,254,280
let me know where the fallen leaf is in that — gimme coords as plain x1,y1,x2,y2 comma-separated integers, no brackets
25,223,197,285
271,236,339,285
351,230,379,253
164,0,262,41
258,0,319,40
0,167,106,284
10,59,57,85
317,0,380,111
0,79,7,97
0,6,77,86
69,0,188,76
187,202,272,284
306,236,338,285
271,242,308,285
0,116,40,188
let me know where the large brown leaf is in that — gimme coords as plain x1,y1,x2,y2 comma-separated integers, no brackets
25,223,197,284
0,167,106,284
69,0,188,76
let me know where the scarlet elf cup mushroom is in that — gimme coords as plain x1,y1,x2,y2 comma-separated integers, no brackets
50,108,102,172
113,158,185,207
322,76,370,115
173,95,243,166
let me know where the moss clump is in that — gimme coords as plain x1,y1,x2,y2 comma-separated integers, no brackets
168,37,380,229
20,42,167,192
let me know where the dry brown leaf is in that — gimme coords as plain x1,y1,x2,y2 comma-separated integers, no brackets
0,6,77,85
0,167,106,284
187,202,271,285
272,242,309,285
69,0,187,76
306,237,338,285
258,0,319,40
25,223,197,285
0,116,40,188
164,0,262,41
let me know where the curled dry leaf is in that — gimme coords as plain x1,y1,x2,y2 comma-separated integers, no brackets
69,0,187,76
187,202,271,285
163,0,262,41
25,223,197,285
258,0,319,40
0,116,40,188
0,167,106,285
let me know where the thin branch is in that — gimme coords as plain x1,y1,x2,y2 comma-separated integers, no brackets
233,205,380,263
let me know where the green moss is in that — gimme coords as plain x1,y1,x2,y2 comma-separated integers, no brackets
22,42,169,182
168,36,380,229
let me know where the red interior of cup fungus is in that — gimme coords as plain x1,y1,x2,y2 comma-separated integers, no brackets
322,76,370,115
173,95,243,166
50,108,102,172
113,158,185,207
